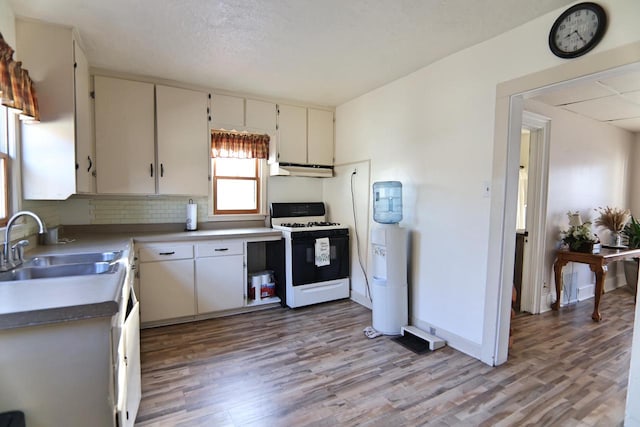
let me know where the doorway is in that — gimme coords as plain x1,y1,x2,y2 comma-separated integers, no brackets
515,113,550,315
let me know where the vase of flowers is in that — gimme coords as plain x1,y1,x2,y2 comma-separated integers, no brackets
560,211,600,253
595,206,630,247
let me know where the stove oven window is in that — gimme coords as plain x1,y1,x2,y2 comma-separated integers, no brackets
212,158,261,214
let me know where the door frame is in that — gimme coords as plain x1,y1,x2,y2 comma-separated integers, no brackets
483,41,640,367
519,112,551,314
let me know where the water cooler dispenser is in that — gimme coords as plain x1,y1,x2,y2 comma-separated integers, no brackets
371,181,408,335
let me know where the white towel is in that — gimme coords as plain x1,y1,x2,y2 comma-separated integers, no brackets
314,237,330,267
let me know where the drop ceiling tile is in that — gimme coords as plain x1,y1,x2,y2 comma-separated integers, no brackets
530,82,614,106
598,71,640,94
621,89,640,105
606,117,640,132
561,95,640,121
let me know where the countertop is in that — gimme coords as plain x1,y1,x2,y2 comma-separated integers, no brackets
0,227,281,330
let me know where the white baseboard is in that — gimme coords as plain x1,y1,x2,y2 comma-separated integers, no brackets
411,317,483,361
350,289,372,309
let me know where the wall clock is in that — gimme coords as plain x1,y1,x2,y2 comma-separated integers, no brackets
548,2,607,59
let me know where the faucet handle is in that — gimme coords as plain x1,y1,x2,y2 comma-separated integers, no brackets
11,240,29,264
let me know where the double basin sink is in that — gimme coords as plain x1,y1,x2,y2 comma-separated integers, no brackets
0,251,122,282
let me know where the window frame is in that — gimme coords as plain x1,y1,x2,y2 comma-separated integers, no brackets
212,157,261,215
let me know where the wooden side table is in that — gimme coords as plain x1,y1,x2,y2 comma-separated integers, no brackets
552,247,640,321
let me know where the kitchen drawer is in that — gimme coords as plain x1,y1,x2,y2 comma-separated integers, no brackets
138,244,193,262
196,240,243,257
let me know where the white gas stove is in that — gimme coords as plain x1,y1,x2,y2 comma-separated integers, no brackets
270,202,350,308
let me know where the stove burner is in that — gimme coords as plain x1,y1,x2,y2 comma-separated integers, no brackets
277,221,341,228
280,222,307,228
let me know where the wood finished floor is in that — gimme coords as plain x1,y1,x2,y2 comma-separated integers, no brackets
136,288,636,426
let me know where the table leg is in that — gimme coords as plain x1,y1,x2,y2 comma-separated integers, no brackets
591,264,607,322
551,258,567,311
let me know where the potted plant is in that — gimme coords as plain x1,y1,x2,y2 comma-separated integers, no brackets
560,211,600,253
622,216,640,295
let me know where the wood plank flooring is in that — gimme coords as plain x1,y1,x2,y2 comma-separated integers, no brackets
136,288,636,426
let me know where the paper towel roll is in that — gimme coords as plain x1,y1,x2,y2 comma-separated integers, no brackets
186,200,198,230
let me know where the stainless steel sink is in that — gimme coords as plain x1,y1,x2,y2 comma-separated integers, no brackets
0,261,119,282
24,251,123,267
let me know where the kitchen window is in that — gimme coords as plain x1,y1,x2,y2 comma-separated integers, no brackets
0,106,9,226
210,130,269,216
212,157,261,214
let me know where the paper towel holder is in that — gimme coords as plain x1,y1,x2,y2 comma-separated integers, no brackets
186,199,198,231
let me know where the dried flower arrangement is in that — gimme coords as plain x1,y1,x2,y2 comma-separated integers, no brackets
594,206,630,233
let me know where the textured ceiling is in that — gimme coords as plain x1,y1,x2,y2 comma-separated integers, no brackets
9,0,576,106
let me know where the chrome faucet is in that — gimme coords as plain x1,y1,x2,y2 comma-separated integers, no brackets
1,211,46,271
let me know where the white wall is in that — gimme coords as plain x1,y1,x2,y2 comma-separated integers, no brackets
631,133,640,217
0,0,15,46
323,160,371,307
332,0,640,358
525,99,634,306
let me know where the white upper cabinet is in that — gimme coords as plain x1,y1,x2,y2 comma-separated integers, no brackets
277,104,307,164
211,94,244,129
94,78,209,196
276,105,334,166
73,40,94,194
245,99,277,132
17,20,94,199
94,76,156,195
156,85,209,196
307,108,334,166
211,94,277,133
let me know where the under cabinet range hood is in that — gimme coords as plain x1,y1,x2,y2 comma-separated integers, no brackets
269,163,334,178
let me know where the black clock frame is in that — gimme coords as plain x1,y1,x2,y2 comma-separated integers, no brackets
548,2,607,59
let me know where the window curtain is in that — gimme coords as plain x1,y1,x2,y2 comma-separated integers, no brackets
0,32,39,122
211,130,269,159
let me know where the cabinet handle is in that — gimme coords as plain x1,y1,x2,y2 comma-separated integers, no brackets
214,248,229,252
150,163,154,177
87,156,93,172
158,251,175,256
161,163,164,177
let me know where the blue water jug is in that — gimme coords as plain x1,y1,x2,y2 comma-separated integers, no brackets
373,181,403,224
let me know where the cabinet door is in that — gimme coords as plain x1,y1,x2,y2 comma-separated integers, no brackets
277,104,307,164
18,20,77,199
117,300,141,427
196,255,244,313
307,108,334,166
139,259,195,322
74,39,94,193
95,76,156,194
156,85,209,196
246,99,276,132
211,94,244,129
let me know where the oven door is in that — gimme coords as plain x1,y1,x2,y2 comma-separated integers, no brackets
290,229,349,286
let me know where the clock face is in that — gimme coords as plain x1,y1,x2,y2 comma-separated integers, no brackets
549,2,607,58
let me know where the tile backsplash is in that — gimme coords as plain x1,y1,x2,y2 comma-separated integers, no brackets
57,196,210,225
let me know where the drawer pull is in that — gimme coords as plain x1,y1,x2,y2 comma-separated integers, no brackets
214,248,229,252
158,251,176,256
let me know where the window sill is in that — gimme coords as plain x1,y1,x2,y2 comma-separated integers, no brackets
206,213,267,222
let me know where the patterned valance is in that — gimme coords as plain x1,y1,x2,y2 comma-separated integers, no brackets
211,130,269,159
0,32,39,122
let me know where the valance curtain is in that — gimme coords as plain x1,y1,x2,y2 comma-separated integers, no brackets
211,130,269,159
0,32,39,122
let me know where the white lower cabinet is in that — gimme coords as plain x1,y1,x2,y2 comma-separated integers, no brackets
196,241,245,313
138,244,195,323
138,240,246,325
